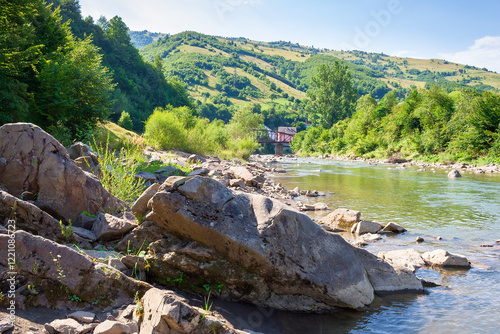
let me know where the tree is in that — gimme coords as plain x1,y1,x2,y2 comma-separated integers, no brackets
0,0,114,142
307,61,358,128
118,111,133,130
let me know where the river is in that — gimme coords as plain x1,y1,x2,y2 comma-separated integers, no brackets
216,158,500,334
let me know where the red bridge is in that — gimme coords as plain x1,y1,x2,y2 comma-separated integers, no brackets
255,127,297,155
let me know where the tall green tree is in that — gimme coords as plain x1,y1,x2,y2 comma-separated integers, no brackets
0,0,114,142
307,61,358,128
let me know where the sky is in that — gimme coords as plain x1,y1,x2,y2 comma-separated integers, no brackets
79,0,500,72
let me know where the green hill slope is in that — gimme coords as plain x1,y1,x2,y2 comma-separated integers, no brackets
133,30,500,110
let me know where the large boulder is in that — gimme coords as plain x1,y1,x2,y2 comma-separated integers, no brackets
92,212,138,242
0,190,62,241
0,123,125,222
0,230,151,309
146,176,423,311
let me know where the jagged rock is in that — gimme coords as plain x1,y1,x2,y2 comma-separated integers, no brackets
67,311,96,323
140,288,247,334
318,208,361,230
0,123,125,222
0,319,14,333
44,318,85,334
0,230,151,308
378,249,426,272
73,213,97,230
422,249,471,268
67,142,97,163
188,168,210,176
115,221,168,253
92,213,138,242
72,227,97,242
146,176,423,311
229,178,246,189
382,222,406,233
230,166,263,188
131,183,160,220
0,189,62,241
351,220,384,235
448,169,462,178
93,320,137,334
74,156,99,175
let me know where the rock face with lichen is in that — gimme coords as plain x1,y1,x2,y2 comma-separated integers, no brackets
0,123,125,222
143,176,423,311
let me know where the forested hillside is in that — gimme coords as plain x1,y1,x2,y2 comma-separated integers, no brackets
0,0,192,142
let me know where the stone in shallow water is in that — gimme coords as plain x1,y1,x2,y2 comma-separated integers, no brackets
422,249,470,268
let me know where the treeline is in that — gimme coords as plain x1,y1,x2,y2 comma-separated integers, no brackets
0,0,191,144
292,87,500,163
49,0,191,132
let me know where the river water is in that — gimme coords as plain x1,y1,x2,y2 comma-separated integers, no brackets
216,158,500,334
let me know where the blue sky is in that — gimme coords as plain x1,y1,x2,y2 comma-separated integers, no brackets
79,0,500,72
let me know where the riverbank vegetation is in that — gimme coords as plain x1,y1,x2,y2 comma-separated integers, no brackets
292,87,500,164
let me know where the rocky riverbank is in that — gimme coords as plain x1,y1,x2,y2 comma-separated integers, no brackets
0,123,473,334
251,153,500,175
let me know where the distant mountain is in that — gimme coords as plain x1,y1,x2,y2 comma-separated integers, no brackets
129,30,168,49
130,30,500,111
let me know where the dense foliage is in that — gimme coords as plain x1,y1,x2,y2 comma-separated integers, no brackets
292,87,500,163
144,105,263,159
0,0,114,142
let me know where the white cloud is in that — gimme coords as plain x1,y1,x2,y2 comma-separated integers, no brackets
440,36,500,73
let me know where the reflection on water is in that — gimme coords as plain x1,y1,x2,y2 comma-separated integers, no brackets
217,159,500,334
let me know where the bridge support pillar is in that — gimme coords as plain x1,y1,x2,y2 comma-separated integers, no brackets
275,143,284,156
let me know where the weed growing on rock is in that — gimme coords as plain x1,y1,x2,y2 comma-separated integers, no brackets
59,220,74,242
201,290,213,321
134,291,144,319
91,134,146,204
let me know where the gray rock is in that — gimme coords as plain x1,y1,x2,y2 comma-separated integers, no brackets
382,222,406,233
131,183,160,220
416,236,424,243
448,169,462,178
313,202,329,211
73,227,97,242
67,311,96,324
0,190,63,242
140,288,244,334
135,171,156,183
0,318,14,333
351,220,384,235
422,249,471,268
92,213,138,242
378,249,426,272
188,168,210,176
229,178,246,188
45,319,83,334
115,221,168,253
147,177,423,311
93,320,135,334
230,166,263,188
318,208,361,230
0,123,125,223
73,213,97,230
67,142,96,162
154,165,185,176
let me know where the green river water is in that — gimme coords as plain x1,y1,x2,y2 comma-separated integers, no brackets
216,158,500,334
